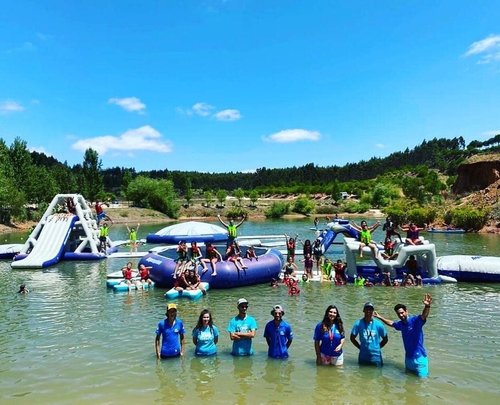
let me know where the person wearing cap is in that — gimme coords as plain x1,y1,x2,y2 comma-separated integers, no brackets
155,303,185,359
350,302,388,366
264,305,293,359
374,293,432,377
227,298,257,356
314,305,345,366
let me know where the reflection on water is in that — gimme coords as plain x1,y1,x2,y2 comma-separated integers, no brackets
1,220,500,404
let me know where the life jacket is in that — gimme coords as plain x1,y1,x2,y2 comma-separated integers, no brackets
228,225,237,238
100,226,109,237
129,230,137,241
360,229,371,244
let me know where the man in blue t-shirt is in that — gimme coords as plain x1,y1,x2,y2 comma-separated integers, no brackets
227,298,257,356
264,305,293,359
374,293,432,378
155,303,185,359
350,302,388,366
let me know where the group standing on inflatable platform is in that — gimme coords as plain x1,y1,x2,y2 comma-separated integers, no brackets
154,294,433,378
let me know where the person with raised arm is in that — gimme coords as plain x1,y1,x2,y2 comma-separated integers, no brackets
217,214,246,247
374,293,433,378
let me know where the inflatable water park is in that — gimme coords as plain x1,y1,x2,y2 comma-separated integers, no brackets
10,194,115,268
140,222,285,289
2,194,500,283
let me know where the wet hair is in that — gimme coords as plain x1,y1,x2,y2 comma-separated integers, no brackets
394,303,406,312
321,305,344,335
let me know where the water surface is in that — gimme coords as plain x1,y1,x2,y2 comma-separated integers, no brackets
1,219,499,404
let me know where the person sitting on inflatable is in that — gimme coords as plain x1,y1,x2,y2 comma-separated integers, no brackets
351,220,380,258
400,222,426,246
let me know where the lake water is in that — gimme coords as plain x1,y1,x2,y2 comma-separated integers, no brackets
1,219,499,404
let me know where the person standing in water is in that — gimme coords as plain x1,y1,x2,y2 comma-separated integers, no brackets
350,302,388,366
374,293,432,377
155,303,185,359
264,305,293,359
227,298,257,356
192,309,219,356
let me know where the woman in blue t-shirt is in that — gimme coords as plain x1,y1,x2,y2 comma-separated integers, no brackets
314,305,345,366
192,309,219,356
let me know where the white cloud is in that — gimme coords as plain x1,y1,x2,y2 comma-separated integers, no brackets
30,146,52,156
178,102,242,122
263,129,321,143
214,109,241,121
192,102,215,117
464,34,500,64
71,125,172,155
0,100,25,114
108,97,146,113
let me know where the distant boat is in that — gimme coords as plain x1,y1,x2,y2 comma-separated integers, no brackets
427,227,465,234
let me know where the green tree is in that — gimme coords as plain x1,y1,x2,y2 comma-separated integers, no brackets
216,189,227,206
293,195,315,215
126,176,180,218
330,180,342,203
233,188,245,206
249,190,259,207
265,202,290,218
26,166,58,203
8,137,33,198
82,148,103,201
183,177,193,205
204,190,214,207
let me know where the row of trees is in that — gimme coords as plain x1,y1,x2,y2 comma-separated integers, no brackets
0,134,498,224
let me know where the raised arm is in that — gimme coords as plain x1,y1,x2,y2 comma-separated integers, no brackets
235,215,246,228
370,221,381,231
373,311,394,327
350,222,362,231
217,214,229,227
421,293,432,321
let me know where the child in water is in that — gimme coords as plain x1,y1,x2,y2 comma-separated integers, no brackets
18,284,29,294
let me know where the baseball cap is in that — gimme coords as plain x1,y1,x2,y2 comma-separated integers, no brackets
237,298,249,307
363,302,375,310
166,303,178,311
271,305,284,315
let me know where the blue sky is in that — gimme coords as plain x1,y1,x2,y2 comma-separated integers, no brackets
1,1,499,173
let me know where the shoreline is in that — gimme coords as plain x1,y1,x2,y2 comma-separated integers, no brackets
1,206,498,235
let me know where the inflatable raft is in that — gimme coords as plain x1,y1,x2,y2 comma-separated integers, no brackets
437,255,500,282
139,245,284,289
165,282,210,300
112,281,155,292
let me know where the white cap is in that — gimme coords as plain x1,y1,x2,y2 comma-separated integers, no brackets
237,298,249,307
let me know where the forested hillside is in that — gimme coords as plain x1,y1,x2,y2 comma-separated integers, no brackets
0,134,499,226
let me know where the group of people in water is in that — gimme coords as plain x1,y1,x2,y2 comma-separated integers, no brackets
155,294,433,378
354,216,427,260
